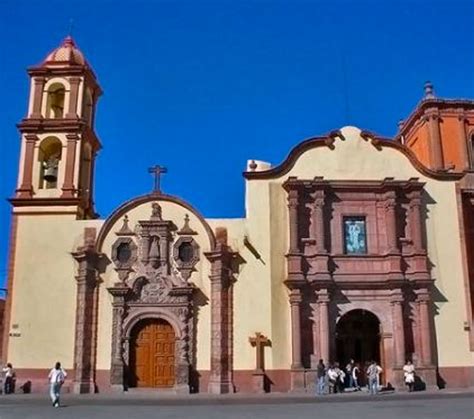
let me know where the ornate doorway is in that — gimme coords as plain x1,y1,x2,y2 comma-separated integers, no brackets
129,319,175,388
335,309,381,367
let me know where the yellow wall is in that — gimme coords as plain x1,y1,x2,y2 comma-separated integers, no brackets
7,214,102,369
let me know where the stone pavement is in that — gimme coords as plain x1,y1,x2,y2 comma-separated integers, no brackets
0,389,472,419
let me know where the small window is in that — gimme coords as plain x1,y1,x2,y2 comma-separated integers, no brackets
38,137,62,189
343,216,367,255
469,133,474,169
117,242,132,264
46,83,66,118
178,242,194,263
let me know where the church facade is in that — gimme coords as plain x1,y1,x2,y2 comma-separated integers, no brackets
3,38,474,394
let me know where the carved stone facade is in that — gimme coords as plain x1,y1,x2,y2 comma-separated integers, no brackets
283,177,437,390
106,202,201,393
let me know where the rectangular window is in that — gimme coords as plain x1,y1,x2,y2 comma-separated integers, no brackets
343,216,367,255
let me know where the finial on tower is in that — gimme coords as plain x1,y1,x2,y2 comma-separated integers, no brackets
424,81,435,99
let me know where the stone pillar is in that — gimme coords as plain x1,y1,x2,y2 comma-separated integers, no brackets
108,285,129,391
61,133,79,198
30,77,46,118
310,191,326,253
71,228,100,394
288,188,300,253
66,77,81,118
391,291,406,367
205,241,234,394
318,289,330,363
17,134,38,198
385,192,398,253
289,288,303,369
417,290,433,366
407,190,423,252
425,108,443,170
457,112,470,170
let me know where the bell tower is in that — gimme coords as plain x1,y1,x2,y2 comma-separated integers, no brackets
12,36,102,218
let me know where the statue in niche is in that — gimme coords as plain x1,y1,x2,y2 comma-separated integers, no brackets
148,236,160,268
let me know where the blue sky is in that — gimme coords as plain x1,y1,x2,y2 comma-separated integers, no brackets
1,0,473,287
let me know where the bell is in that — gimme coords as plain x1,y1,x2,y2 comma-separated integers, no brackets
43,166,58,183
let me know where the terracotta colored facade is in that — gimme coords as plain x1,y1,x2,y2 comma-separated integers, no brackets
2,40,473,394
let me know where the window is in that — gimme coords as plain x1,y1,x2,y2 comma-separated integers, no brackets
343,216,367,255
45,83,66,118
38,137,62,189
116,242,132,264
178,242,194,263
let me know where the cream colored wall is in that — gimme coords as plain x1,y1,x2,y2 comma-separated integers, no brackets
96,199,214,371
7,214,102,369
243,126,473,369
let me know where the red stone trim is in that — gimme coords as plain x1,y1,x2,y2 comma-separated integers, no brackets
243,130,464,181
9,197,82,207
1,214,18,360
96,193,216,252
398,98,474,140
437,366,474,388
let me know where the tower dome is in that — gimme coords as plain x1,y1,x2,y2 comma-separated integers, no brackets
42,36,88,66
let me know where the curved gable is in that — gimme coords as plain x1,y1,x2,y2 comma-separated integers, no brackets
244,126,463,182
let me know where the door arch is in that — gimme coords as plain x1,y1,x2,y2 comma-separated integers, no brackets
335,309,381,368
129,318,175,388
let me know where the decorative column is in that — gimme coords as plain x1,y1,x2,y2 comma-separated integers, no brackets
457,111,470,170
407,189,423,252
66,77,81,118
416,289,433,366
390,290,406,367
61,133,79,198
30,77,46,119
71,229,101,394
288,188,300,253
284,181,304,281
108,285,129,391
205,238,235,394
310,191,326,253
17,134,38,198
425,108,443,170
289,288,303,369
317,289,330,363
384,191,398,253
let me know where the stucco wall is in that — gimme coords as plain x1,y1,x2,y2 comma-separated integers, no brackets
7,214,102,369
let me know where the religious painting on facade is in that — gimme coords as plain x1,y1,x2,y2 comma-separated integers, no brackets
343,217,367,254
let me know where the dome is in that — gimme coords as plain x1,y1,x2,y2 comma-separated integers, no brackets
43,36,87,66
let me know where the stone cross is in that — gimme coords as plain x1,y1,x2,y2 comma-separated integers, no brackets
249,332,270,372
148,165,167,193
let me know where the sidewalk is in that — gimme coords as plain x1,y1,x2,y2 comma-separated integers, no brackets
0,387,473,406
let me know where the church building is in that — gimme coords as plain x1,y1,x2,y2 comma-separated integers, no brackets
3,37,474,393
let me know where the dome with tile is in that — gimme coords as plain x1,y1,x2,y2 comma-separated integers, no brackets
43,36,87,66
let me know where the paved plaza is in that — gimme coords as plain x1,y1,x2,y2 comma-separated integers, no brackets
0,391,472,419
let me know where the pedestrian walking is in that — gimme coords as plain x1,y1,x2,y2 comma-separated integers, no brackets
327,364,338,394
352,362,361,391
2,363,15,394
48,362,67,407
403,360,415,392
316,359,326,395
366,360,382,395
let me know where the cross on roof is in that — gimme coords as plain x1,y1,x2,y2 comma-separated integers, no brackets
148,165,168,194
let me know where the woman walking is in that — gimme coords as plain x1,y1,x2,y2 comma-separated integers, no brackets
403,360,415,392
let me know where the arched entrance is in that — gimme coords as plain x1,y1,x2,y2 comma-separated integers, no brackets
129,318,176,388
335,309,381,368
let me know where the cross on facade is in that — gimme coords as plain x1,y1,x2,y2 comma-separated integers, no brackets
249,332,271,372
148,165,167,193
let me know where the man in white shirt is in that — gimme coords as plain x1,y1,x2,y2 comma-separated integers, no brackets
48,362,67,407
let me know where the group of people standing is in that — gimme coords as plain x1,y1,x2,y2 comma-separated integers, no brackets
316,359,416,395
316,359,382,395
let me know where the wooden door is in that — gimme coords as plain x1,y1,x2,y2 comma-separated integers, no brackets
130,319,175,388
